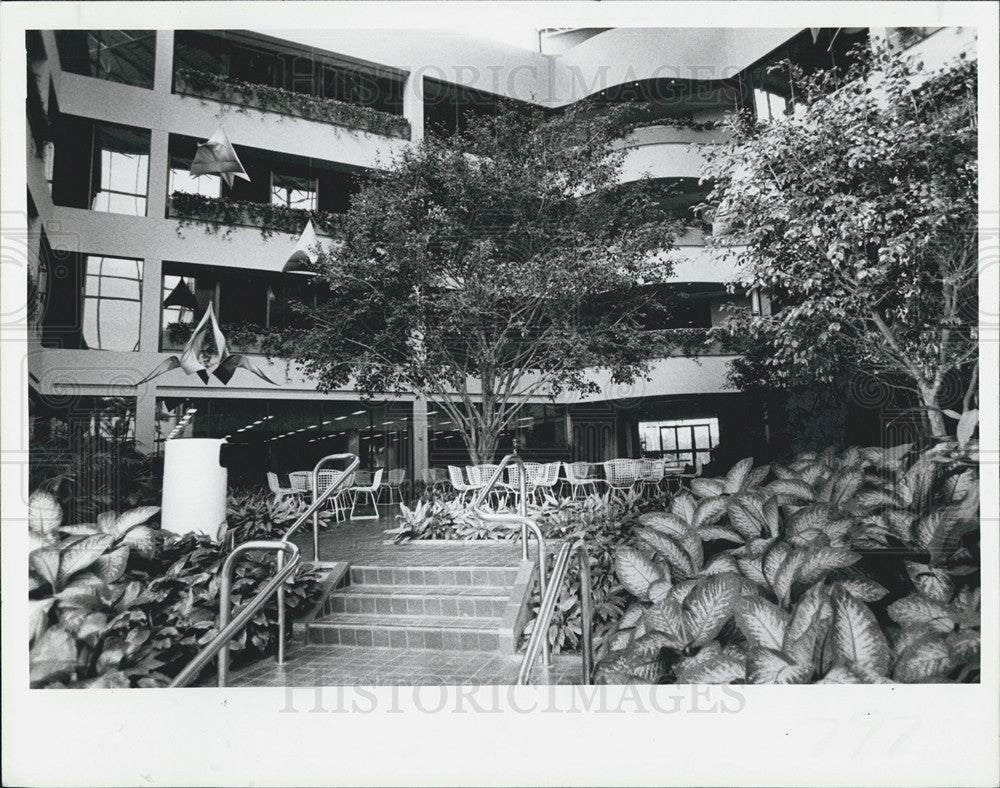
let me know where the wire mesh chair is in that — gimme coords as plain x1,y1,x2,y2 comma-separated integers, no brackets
421,467,449,494
602,459,641,498
533,461,561,501
473,464,504,507
383,468,407,504
562,462,602,499
317,469,354,522
447,465,477,502
349,468,383,520
266,472,302,505
638,457,666,497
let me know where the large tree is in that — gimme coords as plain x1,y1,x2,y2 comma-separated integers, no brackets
279,103,683,462
703,43,978,438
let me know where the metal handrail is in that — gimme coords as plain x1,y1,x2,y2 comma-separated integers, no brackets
517,538,594,686
170,454,359,688
170,541,300,687
468,453,550,668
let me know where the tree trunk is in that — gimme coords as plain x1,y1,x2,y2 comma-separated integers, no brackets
919,384,947,438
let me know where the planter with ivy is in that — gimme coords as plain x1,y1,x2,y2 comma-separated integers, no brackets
168,192,343,240
174,68,411,139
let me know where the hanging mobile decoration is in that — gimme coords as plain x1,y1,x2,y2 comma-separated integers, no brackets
190,127,250,188
136,303,278,386
283,219,320,272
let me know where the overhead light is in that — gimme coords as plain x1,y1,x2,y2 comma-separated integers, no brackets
352,410,366,415
426,410,438,416
323,420,333,425
334,415,348,421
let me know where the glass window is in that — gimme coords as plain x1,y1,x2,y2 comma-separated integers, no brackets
82,255,143,351
169,166,222,198
55,30,155,89
271,173,317,210
639,417,719,466
90,124,150,216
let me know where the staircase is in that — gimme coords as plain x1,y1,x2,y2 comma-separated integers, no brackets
304,562,524,653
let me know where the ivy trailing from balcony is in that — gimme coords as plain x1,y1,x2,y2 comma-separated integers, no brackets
169,192,342,240
175,68,411,139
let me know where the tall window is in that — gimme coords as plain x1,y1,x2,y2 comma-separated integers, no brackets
639,417,719,467
90,124,150,216
169,159,222,198
82,256,143,351
271,173,317,210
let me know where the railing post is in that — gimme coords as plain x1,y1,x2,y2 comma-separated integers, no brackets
579,548,594,684
218,558,233,688
276,549,286,665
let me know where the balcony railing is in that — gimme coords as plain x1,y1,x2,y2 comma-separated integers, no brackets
168,192,343,239
174,68,411,139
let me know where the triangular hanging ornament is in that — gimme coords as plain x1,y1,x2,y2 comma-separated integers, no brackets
809,28,822,43
283,219,320,272
190,127,250,189
162,278,200,311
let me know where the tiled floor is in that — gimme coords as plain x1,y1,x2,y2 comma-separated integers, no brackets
229,645,584,687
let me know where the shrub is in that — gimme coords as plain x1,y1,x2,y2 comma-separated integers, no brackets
594,435,980,684
29,492,323,688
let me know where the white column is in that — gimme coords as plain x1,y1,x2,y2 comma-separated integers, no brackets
134,384,158,454
153,31,174,94
139,257,163,353
403,71,424,142
147,128,171,221
412,396,429,479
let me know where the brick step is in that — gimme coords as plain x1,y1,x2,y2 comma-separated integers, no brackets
349,565,519,587
328,586,508,618
307,612,503,651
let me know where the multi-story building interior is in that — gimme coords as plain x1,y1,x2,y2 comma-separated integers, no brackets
24,26,976,484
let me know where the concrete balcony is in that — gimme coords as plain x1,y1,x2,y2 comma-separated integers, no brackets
618,123,730,182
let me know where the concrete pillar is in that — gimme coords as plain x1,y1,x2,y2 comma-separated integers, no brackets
147,128,171,221
153,31,174,94
412,396,429,479
134,384,158,454
139,257,163,353
403,71,424,142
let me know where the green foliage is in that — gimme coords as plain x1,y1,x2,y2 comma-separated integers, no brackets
270,101,684,462
703,44,978,437
595,438,980,684
225,488,308,542
175,68,410,138
170,191,342,240
29,490,324,688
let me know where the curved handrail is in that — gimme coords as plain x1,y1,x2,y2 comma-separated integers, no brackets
467,453,550,668
170,540,300,688
517,538,594,686
171,453,359,688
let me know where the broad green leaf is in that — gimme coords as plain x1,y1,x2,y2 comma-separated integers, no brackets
893,634,953,682
882,508,914,543
835,576,889,603
110,505,161,540
57,534,114,586
831,586,890,676
29,548,61,590
642,597,686,646
724,458,755,494
762,542,792,591
627,631,679,658
747,647,811,684
691,478,725,499
736,596,788,650
95,545,130,584
904,562,953,603
765,479,815,500
667,579,699,606
619,603,644,629
608,628,634,652
58,523,101,537
671,493,696,524
681,573,742,648
728,493,768,538
96,511,118,535
886,594,956,633
639,512,688,535
700,553,740,576
77,612,109,647
637,528,694,579
831,469,864,505
817,664,863,684
675,653,746,684
772,549,808,604
698,525,744,543
692,496,729,529
85,671,131,689
29,625,77,686
29,598,55,645
614,546,661,600
797,547,860,584
785,582,832,645
737,556,768,587
677,529,704,572
648,579,672,603
946,630,980,663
